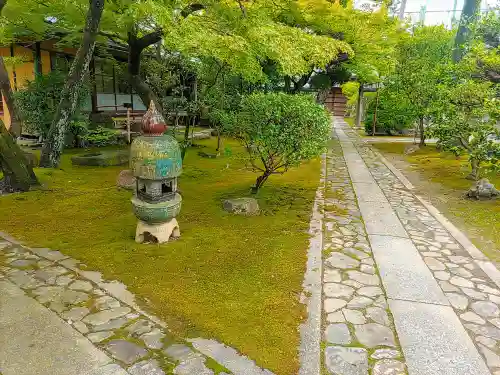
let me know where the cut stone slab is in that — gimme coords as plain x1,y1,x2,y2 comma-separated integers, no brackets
369,235,448,305
354,323,396,348
324,346,368,375
0,280,112,375
389,299,491,375
352,182,387,203
359,202,408,238
326,252,360,270
325,323,352,345
105,340,148,364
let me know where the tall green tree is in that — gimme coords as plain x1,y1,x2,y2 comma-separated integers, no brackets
453,0,481,62
388,25,454,145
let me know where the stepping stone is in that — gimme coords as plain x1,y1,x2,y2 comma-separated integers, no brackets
326,252,360,270
342,309,366,324
372,359,406,375
327,311,346,323
128,359,165,375
371,349,401,360
323,269,342,283
325,324,351,344
357,286,383,297
347,271,379,286
325,298,348,313
446,293,469,310
141,328,165,349
347,296,373,309
62,307,89,322
460,312,486,325
93,317,129,332
325,346,368,375
106,340,147,364
354,323,396,348
68,280,93,292
324,283,355,299
476,336,497,349
471,301,500,318
449,276,474,289
478,344,500,367
88,331,113,343
83,307,131,326
366,307,390,325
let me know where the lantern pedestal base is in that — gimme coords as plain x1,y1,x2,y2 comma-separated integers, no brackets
135,219,180,244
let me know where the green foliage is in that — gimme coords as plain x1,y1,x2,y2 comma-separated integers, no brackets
14,71,89,138
83,126,122,147
222,92,331,189
364,86,417,134
428,76,500,178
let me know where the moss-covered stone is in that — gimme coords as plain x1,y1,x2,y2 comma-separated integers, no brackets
71,150,129,167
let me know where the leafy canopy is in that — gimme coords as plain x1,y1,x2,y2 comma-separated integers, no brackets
1,0,352,82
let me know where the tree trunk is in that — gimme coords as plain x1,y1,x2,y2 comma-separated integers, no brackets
216,130,222,154
39,0,105,168
181,117,192,161
418,116,426,146
453,0,481,63
252,171,271,193
467,158,480,180
355,84,364,128
127,30,164,117
0,119,39,192
0,56,22,137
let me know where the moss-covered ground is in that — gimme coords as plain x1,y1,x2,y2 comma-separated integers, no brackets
0,138,321,374
373,142,500,262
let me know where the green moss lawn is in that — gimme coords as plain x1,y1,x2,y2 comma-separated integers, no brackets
0,138,321,374
373,142,500,262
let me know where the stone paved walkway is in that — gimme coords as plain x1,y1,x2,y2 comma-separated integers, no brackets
301,117,500,375
0,235,273,375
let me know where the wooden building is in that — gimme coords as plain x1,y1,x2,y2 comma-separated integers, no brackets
0,40,145,130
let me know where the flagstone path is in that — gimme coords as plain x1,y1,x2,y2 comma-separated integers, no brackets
0,234,273,375
300,117,500,375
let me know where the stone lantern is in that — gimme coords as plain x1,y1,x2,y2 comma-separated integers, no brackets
130,101,183,243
